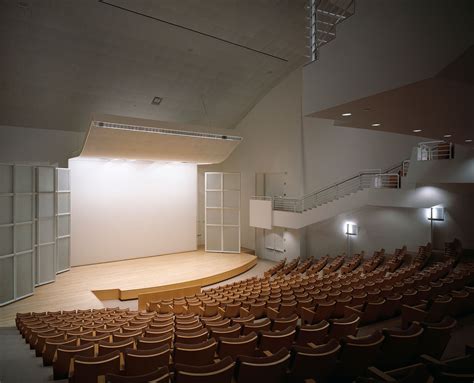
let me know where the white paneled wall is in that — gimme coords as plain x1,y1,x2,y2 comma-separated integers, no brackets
205,172,241,253
36,166,56,286
0,163,71,306
56,169,71,272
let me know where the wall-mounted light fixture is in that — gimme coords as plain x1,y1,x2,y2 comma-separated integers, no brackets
344,221,357,256
427,206,445,221
427,206,444,246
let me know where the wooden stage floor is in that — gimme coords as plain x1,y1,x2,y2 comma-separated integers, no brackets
0,250,257,327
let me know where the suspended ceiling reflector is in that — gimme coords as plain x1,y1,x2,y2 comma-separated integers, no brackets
79,120,242,164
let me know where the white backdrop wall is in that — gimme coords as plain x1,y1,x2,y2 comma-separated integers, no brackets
70,158,197,266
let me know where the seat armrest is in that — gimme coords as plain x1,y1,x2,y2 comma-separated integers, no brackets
218,307,225,316
266,307,279,320
367,366,397,382
239,307,250,317
301,307,315,324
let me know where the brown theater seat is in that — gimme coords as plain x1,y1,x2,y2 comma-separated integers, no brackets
236,347,290,383
74,350,121,383
259,326,296,354
124,344,170,375
53,342,95,380
173,339,217,366
295,320,330,346
175,356,235,383
217,332,258,360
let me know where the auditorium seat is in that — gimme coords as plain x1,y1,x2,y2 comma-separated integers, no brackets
301,301,336,324
43,337,77,366
346,298,386,325
124,345,170,375
289,339,341,383
271,313,299,331
74,350,121,383
295,320,329,346
137,333,173,350
98,338,135,356
367,363,431,383
236,347,290,383
336,331,385,379
241,318,271,335
175,328,209,344
329,314,360,339
113,331,143,342
419,317,457,358
174,356,235,383
106,366,170,383
401,295,454,328
34,331,64,357
377,323,424,369
80,333,112,345
258,326,296,354
217,332,258,360
208,324,241,340
173,339,217,366
53,342,95,380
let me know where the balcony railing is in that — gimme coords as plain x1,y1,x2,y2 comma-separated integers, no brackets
417,141,454,161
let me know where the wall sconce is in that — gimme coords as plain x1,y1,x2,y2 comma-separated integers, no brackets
427,207,445,221
345,222,358,236
344,222,357,256
427,206,444,246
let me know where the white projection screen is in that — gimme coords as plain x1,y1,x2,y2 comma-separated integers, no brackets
69,158,197,266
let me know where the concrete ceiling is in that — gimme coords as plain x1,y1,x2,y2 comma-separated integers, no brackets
0,0,307,132
309,46,474,145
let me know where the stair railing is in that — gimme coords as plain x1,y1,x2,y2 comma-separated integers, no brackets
252,162,406,213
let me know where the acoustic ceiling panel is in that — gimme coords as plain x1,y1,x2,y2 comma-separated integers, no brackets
79,116,242,164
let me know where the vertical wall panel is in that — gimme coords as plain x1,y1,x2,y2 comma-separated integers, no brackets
0,256,14,304
56,168,71,272
205,172,241,253
15,251,34,298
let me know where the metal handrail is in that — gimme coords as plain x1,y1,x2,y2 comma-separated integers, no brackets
252,165,403,214
417,141,454,161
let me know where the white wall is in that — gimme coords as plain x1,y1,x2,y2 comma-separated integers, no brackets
216,69,305,255
0,125,85,167
303,0,474,115
306,206,430,257
302,118,427,193
70,158,197,266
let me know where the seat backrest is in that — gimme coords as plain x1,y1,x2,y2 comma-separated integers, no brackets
242,318,271,335
272,314,298,331
329,314,360,339
259,326,296,354
43,337,77,366
209,324,241,341
175,328,209,344
296,320,330,346
313,301,336,322
218,332,258,360
203,302,219,317
248,302,266,318
290,339,340,382
107,365,167,382
420,317,456,359
380,323,424,369
175,356,235,383
98,338,135,356
54,342,95,380
338,331,385,378
137,333,173,350
74,350,121,383
124,344,170,376
236,347,290,383
174,339,217,366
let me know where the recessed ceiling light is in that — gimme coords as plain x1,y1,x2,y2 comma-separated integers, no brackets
371,123,381,127
151,96,163,105
413,129,422,133
466,139,473,143
341,113,352,117
443,134,452,138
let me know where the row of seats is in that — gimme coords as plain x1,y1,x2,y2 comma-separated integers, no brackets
15,241,474,382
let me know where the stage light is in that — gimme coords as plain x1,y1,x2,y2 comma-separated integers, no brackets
341,112,352,117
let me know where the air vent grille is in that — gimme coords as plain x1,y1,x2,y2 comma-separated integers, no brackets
93,121,242,141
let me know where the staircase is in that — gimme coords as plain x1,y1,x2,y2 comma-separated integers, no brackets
250,140,470,230
308,0,356,61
